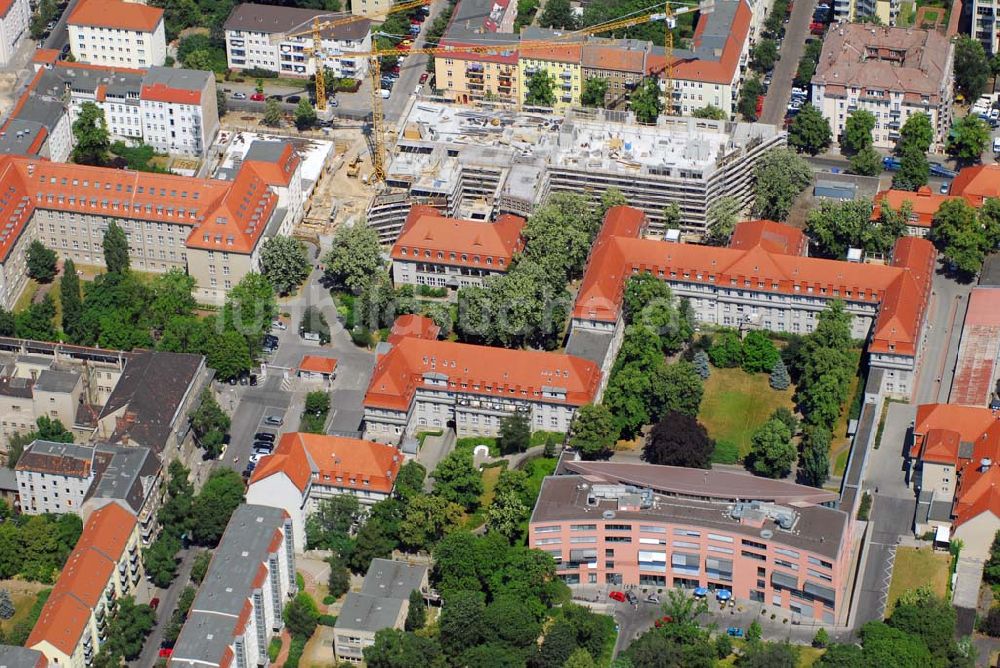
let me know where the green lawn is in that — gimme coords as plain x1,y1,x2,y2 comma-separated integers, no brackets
456,436,500,457
898,0,915,25
465,463,505,529
885,547,950,615
698,367,795,458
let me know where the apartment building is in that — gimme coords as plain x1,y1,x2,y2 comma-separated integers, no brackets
0,367,81,452
363,321,601,442
974,0,1000,55
530,461,852,624
16,440,162,543
334,560,429,662
139,68,220,157
352,0,391,17
390,205,525,288
27,504,142,668
871,187,960,237
581,40,650,110
369,102,785,243
223,4,372,79
811,24,954,151
570,208,935,400
519,33,583,112
67,0,166,69
0,0,29,68
170,505,296,668
247,432,402,551
908,403,1000,559
0,154,287,308
0,83,73,163
433,0,518,104
832,0,898,25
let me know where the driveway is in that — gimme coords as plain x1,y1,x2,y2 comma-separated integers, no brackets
760,0,811,125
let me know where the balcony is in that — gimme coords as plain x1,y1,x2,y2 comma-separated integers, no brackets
560,71,572,80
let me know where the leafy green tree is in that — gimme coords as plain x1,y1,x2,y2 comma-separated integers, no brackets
692,105,727,120
858,621,932,666
947,114,991,162
750,38,778,72
741,331,780,373
324,220,383,293
497,412,530,455
569,404,619,458
709,329,743,368
814,643,864,667
263,99,283,127
796,301,854,428
26,241,57,283
283,591,319,639
259,235,310,295
898,112,934,154
753,148,813,221
394,460,426,500
806,198,904,258
398,494,464,551
930,197,988,276
306,494,361,553
887,587,961,663
190,390,230,458
662,202,682,230
842,109,876,154
813,627,830,648
798,425,831,487
563,648,597,668
747,418,795,478
705,195,741,245
102,222,130,275
893,144,930,191
15,295,57,341
364,628,445,668
644,411,714,468
190,550,211,584
149,269,196,332
525,70,557,106
405,589,426,631
539,0,575,27
102,597,155,660
746,619,763,643
189,469,244,546
294,98,317,130
581,77,608,107
630,78,663,124
985,531,1000,584
599,187,627,213
204,329,252,381
144,534,181,587
327,554,350,599
431,451,483,511
439,590,486,656
740,641,799,668
789,104,832,155
158,460,194,537
955,36,990,102
738,76,765,121
849,145,883,176
0,308,14,337
224,272,276,351
649,361,703,419
72,102,110,166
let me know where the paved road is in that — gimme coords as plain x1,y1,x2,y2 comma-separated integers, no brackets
133,548,202,668
381,0,448,123
760,0,811,126
916,265,972,405
805,153,951,193
42,0,79,52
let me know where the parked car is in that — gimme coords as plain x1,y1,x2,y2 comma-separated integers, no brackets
233,92,247,100
159,648,173,658
286,95,301,103
150,598,160,611
941,181,951,194
255,432,276,443
727,627,745,637
645,594,660,604
625,591,638,605
271,319,287,331
609,591,627,602
250,92,265,101
883,156,901,171
264,415,284,426
419,72,429,84
253,445,273,456
929,162,957,178
380,89,391,99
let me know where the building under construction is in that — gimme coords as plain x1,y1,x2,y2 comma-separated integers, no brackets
366,103,785,243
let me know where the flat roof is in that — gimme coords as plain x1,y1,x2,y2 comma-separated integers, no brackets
359,559,427,599
950,287,1000,406
34,369,79,393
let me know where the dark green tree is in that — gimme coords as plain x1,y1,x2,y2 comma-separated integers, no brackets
708,329,743,368
788,104,832,155
190,550,211,584
71,102,110,166
294,98,317,130
306,494,361,553
190,389,230,458
893,144,930,191
643,411,714,468
753,148,813,221
692,105,727,120
539,0,575,27
693,349,710,379
737,76,765,121
747,418,795,478
849,146,883,176
394,460,426,500
947,114,991,163
842,109,876,154
497,412,530,455
324,220,383,293
630,78,663,124
581,77,608,107
798,425,831,487
431,451,483,511
283,591,319,639
404,589,426,631
898,112,934,153
102,222,130,275
525,70,557,106
26,241,57,283
569,403,620,458
327,554,351,599
102,597,155,660
954,36,990,102
363,628,445,668
259,235,310,296
741,330,780,373
263,99,283,127
15,295,57,341
930,197,988,276
750,38,778,72
189,469,244,546
439,590,486,656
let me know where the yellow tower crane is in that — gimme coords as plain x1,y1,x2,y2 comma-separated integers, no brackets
363,1,710,183
280,0,429,112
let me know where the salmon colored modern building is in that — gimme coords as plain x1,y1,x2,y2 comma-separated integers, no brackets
570,206,935,400
529,461,852,624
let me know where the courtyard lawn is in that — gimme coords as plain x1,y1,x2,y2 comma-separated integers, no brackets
885,546,950,615
698,367,796,459
465,463,505,529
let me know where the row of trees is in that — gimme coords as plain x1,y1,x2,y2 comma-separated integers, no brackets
0,511,82,583
840,109,883,176
805,197,909,259
930,197,1000,277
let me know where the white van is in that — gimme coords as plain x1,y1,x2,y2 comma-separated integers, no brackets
380,89,391,99
993,137,1000,154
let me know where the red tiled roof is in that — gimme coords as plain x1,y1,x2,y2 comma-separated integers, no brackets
28,504,136,656
520,43,582,64
67,0,163,32
364,335,601,412
581,43,647,73
32,49,61,65
646,0,751,85
391,206,526,270
954,467,1000,526
140,83,200,106
244,143,299,187
729,220,807,256
573,207,935,357
68,0,163,31
387,314,441,345
249,433,402,495
871,187,959,229
950,165,1000,206
299,355,337,375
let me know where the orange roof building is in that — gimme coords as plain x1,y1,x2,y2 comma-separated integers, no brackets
950,164,1000,207
27,504,140,666
387,314,441,345
67,0,166,69
571,206,935,401
391,205,526,289
363,317,602,444
871,186,961,236
298,355,338,378
910,403,1000,559
246,433,403,550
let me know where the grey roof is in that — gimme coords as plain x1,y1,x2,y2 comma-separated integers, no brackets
99,350,204,451
245,140,289,164
335,593,405,634
16,355,54,368
88,444,159,514
980,254,1000,286
0,645,45,667
143,66,212,93
359,559,428,599
0,120,48,157
11,95,65,131
172,505,289,666
814,180,857,200
16,441,96,478
223,4,371,40
0,469,16,493
34,369,80,394
0,376,31,398
565,328,613,368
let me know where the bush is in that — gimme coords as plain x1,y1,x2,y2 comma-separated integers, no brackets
244,67,278,78
318,614,338,627
416,284,448,298
712,440,740,464
715,634,733,658
351,326,373,348
284,636,306,668
857,491,872,521
812,627,829,648
268,637,282,663
323,594,336,605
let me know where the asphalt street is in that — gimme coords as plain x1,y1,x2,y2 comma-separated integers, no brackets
760,0,810,126
42,0,78,51
133,547,203,668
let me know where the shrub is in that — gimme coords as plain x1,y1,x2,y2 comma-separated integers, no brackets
267,637,282,663
284,636,307,668
318,614,338,627
812,627,829,648
857,491,872,521
351,326,373,348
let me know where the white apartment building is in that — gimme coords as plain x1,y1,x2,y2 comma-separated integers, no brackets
224,4,372,79
16,442,96,515
811,24,954,150
67,0,166,69
974,0,1000,55
0,0,30,68
246,433,402,551
139,68,220,157
170,505,296,668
